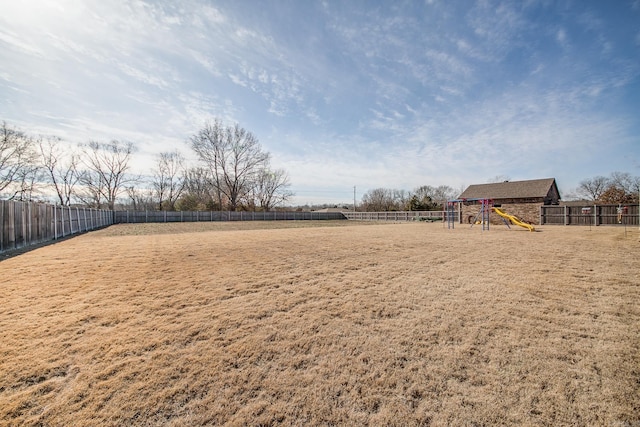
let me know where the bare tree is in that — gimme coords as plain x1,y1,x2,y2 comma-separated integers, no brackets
190,121,270,211
126,185,155,211
432,185,457,206
361,188,402,211
152,150,185,211
0,121,39,199
13,162,43,202
609,171,640,196
177,167,216,211
78,140,136,209
393,189,411,210
38,137,80,206
251,168,293,211
75,168,104,208
576,176,610,201
189,120,224,208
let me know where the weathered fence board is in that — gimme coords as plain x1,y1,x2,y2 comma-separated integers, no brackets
0,201,113,254
540,204,639,226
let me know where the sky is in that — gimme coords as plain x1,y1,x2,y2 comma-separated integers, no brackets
1,0,639,206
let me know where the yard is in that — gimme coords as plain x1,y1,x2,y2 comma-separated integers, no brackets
1,221,638,426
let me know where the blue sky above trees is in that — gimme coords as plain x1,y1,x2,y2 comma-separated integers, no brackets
1,0,639,205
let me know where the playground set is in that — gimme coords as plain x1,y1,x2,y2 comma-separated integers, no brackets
446,198,535,232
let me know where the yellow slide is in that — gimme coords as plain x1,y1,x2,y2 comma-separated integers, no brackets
492,207,535,232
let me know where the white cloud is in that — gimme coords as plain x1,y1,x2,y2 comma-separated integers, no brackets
0,30,46,57
229,74,248,88
466,1,528,60
117,64,169,89
188,50,222,77
200,5,226,24
556,28,568,47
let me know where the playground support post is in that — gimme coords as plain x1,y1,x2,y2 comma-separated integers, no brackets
482,199,491,231
469,199,492,231
446,201,456,229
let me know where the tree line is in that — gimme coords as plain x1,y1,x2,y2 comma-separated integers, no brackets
0,120,292,211
3,119,638,211
573,172,640,204
359,185,459,212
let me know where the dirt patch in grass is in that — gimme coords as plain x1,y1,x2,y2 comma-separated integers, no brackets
1,222,638,426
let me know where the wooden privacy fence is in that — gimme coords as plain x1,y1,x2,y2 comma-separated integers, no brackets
540,204,640,226
343,211,445,221
0,201,113,254
114,210,347,223
114,210,447,224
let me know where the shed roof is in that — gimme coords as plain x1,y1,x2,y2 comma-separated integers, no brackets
458,178,559,200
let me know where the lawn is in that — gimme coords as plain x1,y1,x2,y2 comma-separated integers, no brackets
1,221,638,426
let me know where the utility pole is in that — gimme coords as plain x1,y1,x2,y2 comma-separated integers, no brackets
353,186,356,212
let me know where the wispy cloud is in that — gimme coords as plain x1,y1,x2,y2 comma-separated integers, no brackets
117,64,170,89
556,28,569,48
0,29,46,57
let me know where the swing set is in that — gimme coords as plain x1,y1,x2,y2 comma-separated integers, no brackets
446,198,535,231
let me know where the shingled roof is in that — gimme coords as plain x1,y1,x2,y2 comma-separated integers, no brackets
458,178,560,201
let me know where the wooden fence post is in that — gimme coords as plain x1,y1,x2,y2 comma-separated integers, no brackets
20,202,26,248
0,201,4,251
8,201,15,249
27,202,32,246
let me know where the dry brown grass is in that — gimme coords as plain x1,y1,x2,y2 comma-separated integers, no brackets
1,221,639,426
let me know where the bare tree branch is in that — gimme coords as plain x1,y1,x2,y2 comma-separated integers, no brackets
576,176,610,201
152,150,185,211
78,140,136,209
189,121,269,210
0,121,39,199
38,137,80,206
251,168,293,211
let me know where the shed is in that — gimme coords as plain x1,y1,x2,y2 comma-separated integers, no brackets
458,178,560,205
457,178,561,225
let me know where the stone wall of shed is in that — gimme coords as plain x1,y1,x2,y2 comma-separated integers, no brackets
460,202,541,226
